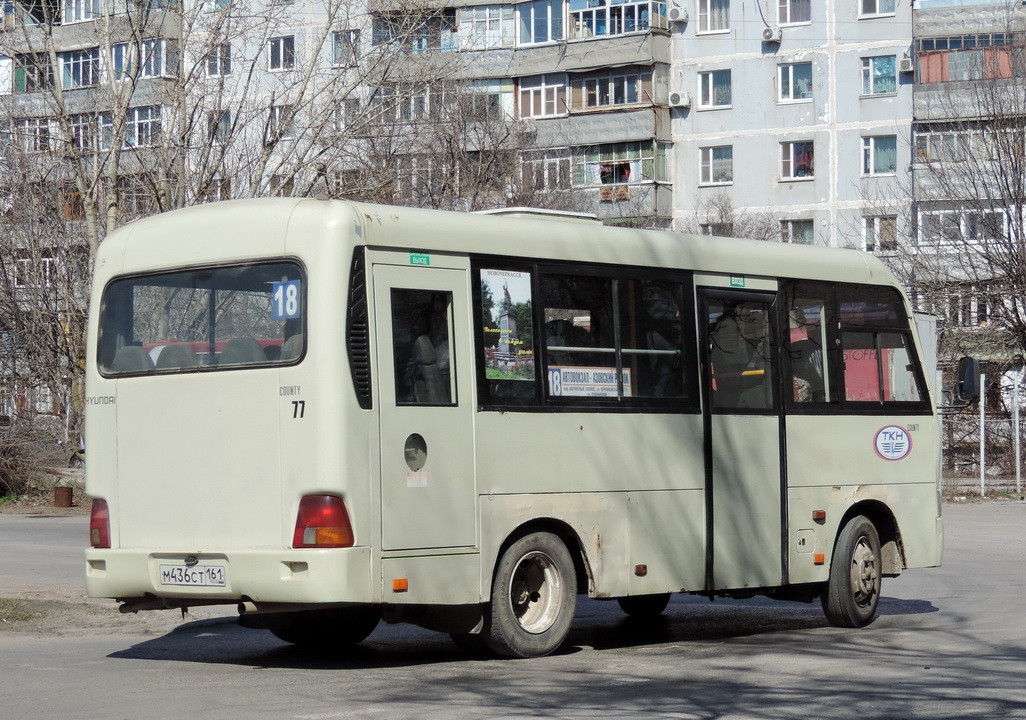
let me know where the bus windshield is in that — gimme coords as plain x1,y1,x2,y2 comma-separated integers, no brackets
97,261,305,375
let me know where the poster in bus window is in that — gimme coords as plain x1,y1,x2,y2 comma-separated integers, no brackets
481,269,534,380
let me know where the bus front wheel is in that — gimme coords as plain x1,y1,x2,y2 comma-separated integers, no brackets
822,515,882,628
485,532,577,658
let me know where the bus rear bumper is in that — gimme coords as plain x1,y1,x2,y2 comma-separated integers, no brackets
84,546,373,608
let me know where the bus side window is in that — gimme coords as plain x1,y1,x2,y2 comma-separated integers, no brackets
390,289,455,406
838,286,924,405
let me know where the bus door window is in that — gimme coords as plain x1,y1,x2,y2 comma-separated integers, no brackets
390,289,455,405
782,282,838,405
707,298,777,411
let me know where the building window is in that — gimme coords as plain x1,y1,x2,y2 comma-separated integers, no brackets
63,0,99,23
780,140,814,179
573,141,669,187
269,36,295,71
205,43,231,77
778,0,809,24
864,215,897,252
208,110,231,144
331,29,360,66
334,97,360,132
59,48,100,89
14,53,53,92
110,43,133,81
914,130,971,163
915,35,1015,84
461,5,515,49
521,148,571,191
781,219,814,244
571,70,647,109
519,74,567,118
697,0,729,33
125,106,160,148
862,135,897,175
518,0,563,44
371,83,434,122
466,79,510,120
860,0,894,17
779,62,812,102
266,105,295,143
861,56,896,95
68,113,102,152
372,11,458,54
698,69,731,108
569,0,664,39
14,117,49,153
699,145,732,185
140,39,177,78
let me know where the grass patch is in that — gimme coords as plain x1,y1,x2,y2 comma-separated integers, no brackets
0,495,17,505
0,597,41,623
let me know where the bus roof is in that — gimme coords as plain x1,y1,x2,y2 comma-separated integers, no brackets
97,198,894,289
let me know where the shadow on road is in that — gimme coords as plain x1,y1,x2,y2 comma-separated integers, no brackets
108,593,937,671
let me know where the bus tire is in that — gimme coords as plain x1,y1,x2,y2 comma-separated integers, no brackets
270,606,380,649
617,593,671,618
484,532,577,658
822,515,882,628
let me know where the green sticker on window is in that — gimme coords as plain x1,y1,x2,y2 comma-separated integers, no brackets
410,253,430,266
729,276,746,288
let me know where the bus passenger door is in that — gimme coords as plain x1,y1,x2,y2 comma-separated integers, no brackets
700,289,784,591
373,263,477,551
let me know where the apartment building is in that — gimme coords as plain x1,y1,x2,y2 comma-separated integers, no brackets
672,0,914,248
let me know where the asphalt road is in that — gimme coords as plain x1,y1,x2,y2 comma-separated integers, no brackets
1,501,1024,720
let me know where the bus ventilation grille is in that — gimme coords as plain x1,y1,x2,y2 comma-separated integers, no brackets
347,248,373,409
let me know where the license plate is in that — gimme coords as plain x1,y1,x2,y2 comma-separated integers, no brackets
158,563,227,588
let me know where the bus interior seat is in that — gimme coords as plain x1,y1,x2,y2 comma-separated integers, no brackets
412,335,447,403
218,336,267,365
280,333,304,361
154,343,199,370
111,345,154,373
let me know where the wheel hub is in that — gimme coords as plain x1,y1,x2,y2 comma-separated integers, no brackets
509,550,564,635
850,537,879,607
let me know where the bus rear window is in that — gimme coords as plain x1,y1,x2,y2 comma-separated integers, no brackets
97,262,305,376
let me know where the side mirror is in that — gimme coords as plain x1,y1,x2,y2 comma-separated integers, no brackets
956,356,980,402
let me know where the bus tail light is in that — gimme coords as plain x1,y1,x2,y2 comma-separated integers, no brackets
90,499,111,548
293,495,355,548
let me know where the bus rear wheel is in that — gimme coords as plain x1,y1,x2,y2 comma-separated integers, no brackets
484,532,577,658
822,515,882,628
269,606,381,649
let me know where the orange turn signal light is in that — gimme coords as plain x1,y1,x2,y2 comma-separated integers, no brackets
392,578,409,593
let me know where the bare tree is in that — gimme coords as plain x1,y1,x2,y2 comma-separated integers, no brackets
676,190,782,242
900,2,1026,375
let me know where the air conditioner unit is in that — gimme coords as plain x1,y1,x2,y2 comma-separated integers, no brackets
762,26,782,43
667,6,688,23
899,57,915,74
668,91,692,108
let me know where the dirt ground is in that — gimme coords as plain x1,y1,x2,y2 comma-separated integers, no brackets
0,490,232,637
